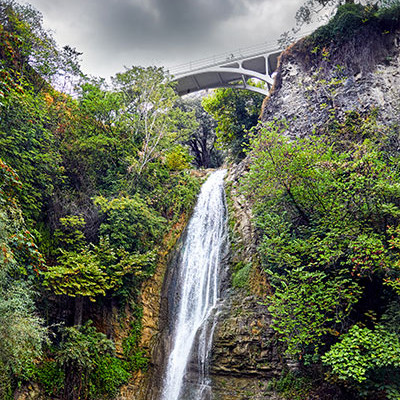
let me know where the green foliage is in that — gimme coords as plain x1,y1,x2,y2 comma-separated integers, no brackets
0,160,48,397
0,84,63,223
232,262,252,289
123,308,149,372
266,370,312,400
150,171,201,222
95,194,166,253
0,281,48,380
58,321,116,399
268,268,361,356
44,237,156,301
54,215,86,250
322,325,400,397
36,324,131,400
88,356,130,399
312,3,370,44
311,1,400,45
113,66,197,176
165,144,193,171
202,86,263,160
242,116,400,396
180,97,222,168
34,359,64,396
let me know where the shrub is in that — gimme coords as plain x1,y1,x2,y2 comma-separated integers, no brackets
322,325,400,398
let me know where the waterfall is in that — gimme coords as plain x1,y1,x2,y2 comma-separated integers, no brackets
160,169,228,400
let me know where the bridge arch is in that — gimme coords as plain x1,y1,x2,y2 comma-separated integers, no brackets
169,42,282,96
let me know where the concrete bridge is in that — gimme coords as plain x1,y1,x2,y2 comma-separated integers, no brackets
169,38,283,96
169,33,311,96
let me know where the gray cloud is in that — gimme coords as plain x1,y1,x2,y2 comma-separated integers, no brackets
23,0,305,78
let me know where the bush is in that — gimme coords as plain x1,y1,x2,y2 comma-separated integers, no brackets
95,194,166,253
34,359,64,396
57,321,132,399
232,262,251,289
322,325,400,398
165,145,192,171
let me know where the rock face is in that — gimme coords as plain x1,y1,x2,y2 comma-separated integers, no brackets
210,294,283,400
261,29,400,138
207,165,285,400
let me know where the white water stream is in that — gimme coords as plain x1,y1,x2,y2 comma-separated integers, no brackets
160,170,228,400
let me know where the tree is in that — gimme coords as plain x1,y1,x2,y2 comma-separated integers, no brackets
202,86,264,161
180,97,222,168
43,215,156,325
112,66,197,176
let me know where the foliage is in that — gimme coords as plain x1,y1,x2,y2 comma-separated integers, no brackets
179,97,222,168
88,356,130,399
267,268,361,356
322,325,400,398
95,194,166,253
0,281,48,380
241,116,400,397
0,83,63,223
292,0,400,50
44,237,156,301
232,262,252,289
202,86,264,161
266,370,312,400
113,66,197,176
34,359,65,396
165,144,193,171
57,321,117,399
0,160,48,397
122,307,149,372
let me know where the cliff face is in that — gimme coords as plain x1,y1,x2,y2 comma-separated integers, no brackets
208,166,286,400
261,29,400,137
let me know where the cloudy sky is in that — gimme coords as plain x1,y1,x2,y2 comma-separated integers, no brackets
23,0,308,79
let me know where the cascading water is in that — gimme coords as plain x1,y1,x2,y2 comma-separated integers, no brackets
160,169,228,400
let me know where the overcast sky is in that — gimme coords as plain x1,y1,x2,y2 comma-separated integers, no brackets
23,0,308,79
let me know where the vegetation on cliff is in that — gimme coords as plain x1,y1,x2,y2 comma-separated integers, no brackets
240,2,400,399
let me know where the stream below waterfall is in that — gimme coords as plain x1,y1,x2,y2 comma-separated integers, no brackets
160,169,229,400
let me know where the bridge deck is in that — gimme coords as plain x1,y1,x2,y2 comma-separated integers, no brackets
169,32,310,96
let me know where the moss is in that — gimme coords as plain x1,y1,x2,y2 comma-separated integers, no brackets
232,262,251,289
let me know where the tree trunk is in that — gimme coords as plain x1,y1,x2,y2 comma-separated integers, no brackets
74,296,84,326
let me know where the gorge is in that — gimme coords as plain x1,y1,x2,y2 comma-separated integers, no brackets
2,2,400,400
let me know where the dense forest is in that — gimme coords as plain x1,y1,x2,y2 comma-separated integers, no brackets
2,0,400,399
0,0,263,398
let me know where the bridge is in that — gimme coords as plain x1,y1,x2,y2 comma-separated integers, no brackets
169,38,283,96
169,33,311,96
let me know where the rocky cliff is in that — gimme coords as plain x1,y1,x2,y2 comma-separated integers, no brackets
261,28,400,138
208,166,286,400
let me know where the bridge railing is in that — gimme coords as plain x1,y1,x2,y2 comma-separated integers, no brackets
168,31,312,78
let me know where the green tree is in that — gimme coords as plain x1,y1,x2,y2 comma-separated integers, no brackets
0,160,48,399
180,97,222,168
202,86,264,161
112,66,197,177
